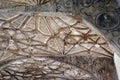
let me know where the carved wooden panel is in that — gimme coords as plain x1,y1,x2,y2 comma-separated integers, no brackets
0,0,119,80
0,11,116,80
74,0,120,57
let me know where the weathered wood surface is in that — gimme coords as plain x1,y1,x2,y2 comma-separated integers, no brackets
0,0,119,80
0,0,120,58
50,56,118,80
0,56,118,80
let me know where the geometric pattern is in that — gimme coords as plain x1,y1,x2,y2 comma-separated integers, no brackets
0,12,113,79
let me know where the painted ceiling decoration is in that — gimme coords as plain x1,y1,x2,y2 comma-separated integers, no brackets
0,0,119,80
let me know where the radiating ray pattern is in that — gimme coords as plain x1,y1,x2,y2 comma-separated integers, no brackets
9,0,55,5
0,12,113,80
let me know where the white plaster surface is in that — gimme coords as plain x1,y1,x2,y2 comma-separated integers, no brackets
114,53,120,80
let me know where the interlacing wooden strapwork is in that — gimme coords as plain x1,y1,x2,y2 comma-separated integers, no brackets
0,57,97,80
0,12,113,80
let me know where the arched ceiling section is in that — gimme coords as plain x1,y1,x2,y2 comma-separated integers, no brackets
0,0,119,80
0,57,97,80
0,12,115,80
0,1,119,57
0,12,113,58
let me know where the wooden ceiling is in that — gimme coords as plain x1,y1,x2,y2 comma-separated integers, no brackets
0,12,115,80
